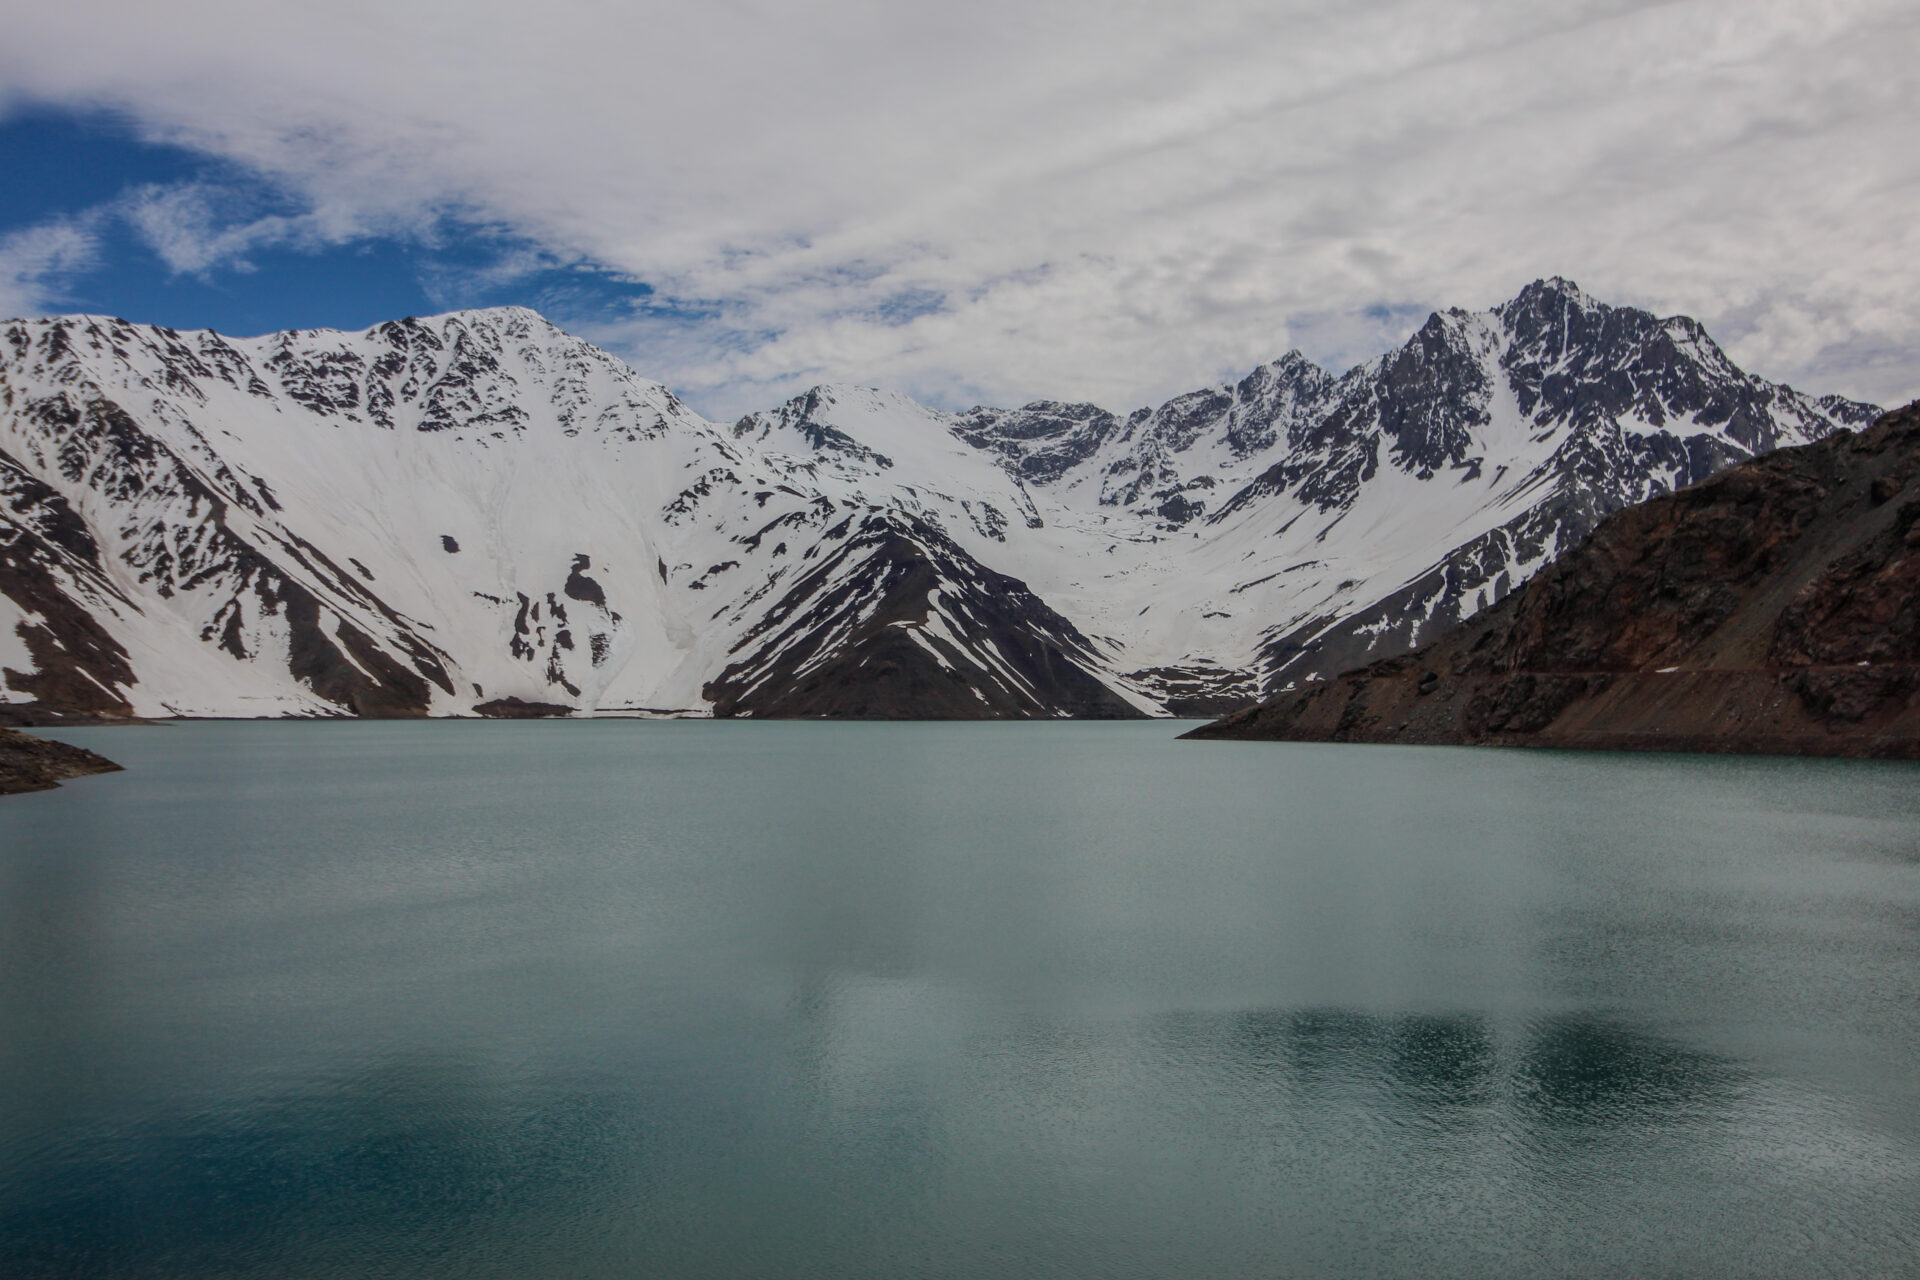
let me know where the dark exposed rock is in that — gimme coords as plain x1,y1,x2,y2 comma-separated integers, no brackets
473,696,574,718
951,400,1125,485
0,449,139,715
0,726,121,795
705,514,1143,720
278,576,437,717
563,554,606,607
1188,401,1920,757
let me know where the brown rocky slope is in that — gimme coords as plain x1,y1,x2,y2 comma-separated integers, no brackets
0,726,122,795
1186,400,1920,757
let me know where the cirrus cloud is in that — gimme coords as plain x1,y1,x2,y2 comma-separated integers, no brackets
0,217,103,320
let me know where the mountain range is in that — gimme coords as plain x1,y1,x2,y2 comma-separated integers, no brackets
0,278,1880,719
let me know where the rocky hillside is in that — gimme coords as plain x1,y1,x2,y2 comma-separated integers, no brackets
0,727,121,794
0,281,1877,719
1187,401,1920,757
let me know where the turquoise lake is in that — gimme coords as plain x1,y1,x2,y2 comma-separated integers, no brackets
2,721,1917,1277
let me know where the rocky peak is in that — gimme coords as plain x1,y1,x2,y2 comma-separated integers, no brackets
950,400,1124,485
1363,309,1496,476
1499,273,1602,316
731,385,900,470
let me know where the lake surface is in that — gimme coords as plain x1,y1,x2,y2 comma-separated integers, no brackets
2,721,1918,1278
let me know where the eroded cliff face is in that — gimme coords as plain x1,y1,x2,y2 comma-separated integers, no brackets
1187,402,1920,757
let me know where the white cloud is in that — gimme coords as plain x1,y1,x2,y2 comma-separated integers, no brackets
117,179,440,280
0,218,101,320
2,0,1915,415
118,182,288,276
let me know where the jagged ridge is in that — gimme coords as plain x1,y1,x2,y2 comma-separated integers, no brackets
0,281,1878,719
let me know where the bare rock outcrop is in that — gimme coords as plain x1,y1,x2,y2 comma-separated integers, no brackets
1187,401,1920,757
0,726,122,795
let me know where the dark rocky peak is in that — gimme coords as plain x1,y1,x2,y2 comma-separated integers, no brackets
1820,393,1884,428
1265,348,1330,377
1124,351,1339,460
1489,279,1873,459
951,400,1124,484
1212,283,1811,523
1494,279,1751,423
373,316,447,353
1495,275,1604,330
1494,278,1686,406
1360,308,1495,476
732,387,895,469
1222,352,1338,457
1140,386,1236,454
1237,350,1336,405
954,353,1339,492
703,509,1141,720
1005,400,1116,436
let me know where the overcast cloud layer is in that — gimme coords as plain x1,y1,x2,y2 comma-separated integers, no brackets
3,0,1916,417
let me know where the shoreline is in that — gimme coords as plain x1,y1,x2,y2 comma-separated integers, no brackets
0,727,123,795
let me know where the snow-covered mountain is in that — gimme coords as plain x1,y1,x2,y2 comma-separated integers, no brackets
0,279,1880,718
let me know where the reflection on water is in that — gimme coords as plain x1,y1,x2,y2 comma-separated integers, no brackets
3,1005,1904,1280
0,1053,650,1278
0,1010,1787,1279
1515,1012,1737,1126
1,721,1918,1278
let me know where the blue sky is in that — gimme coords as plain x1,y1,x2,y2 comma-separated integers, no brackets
2,1,1914,419
0,108,658,337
